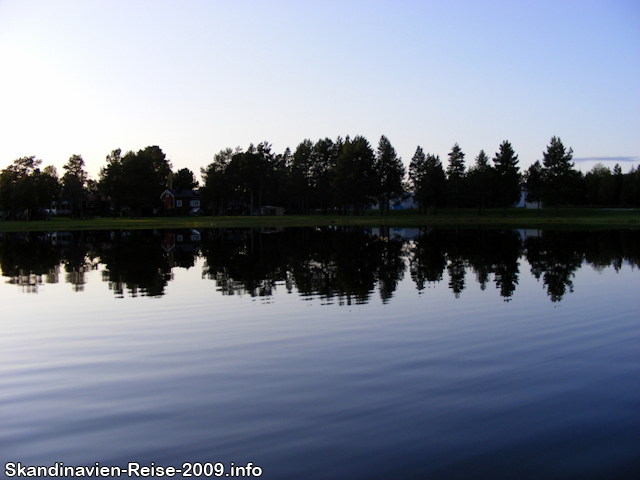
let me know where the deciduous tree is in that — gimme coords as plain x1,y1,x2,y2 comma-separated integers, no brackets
201,147,237,215
0,157,61,220
100,146,171,216
173,168,199,190
62,154,88,217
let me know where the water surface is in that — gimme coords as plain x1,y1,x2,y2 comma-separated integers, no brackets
1,228,638,479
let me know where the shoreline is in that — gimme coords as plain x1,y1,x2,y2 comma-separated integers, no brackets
1,208,639,232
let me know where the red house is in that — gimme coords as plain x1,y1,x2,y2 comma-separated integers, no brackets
160,189,202,215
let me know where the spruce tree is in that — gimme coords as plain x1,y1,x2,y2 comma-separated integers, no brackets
424,153,446,215
447,143,465,215
493,141,521,214
374,136,405,215
408,147,426,213
524,160,543,211
541,136,578,212
468,150,494,215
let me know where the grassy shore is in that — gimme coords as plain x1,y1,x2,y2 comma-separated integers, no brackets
0,209,640,232
1,208,639,232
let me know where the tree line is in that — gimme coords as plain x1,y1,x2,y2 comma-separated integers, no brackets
1,135,639,220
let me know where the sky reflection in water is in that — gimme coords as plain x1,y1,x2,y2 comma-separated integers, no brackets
1,227,639,479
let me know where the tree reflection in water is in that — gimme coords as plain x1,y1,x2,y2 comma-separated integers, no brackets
0,228,638,302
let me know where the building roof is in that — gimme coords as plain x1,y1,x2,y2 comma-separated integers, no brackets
161,189,201,199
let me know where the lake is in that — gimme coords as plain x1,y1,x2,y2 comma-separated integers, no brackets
1,227,639,479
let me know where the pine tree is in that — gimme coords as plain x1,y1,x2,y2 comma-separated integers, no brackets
311,138,339,214
332,136,376,214
291,139,314,213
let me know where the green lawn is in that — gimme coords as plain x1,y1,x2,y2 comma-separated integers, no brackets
1,208,639,232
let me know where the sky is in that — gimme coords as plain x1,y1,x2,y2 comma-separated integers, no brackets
1,0,638,181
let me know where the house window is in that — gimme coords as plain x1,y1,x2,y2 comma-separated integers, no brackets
176,200,182,207
190,234,201,242
190,200,200,207
177,235,183,242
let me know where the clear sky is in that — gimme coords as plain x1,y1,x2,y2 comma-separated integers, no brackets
1,0,638,181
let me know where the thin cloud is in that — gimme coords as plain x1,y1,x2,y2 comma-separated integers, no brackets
574,156,640,163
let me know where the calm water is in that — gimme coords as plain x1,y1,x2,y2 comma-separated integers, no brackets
1,228,639,479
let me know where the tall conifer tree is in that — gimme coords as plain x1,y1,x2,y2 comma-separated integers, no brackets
447,143,465,215
374,136,405,215
541,136,578,212
493,141,521,214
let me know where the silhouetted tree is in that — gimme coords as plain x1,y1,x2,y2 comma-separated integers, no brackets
423,154,446,214
311,138,339,214
332,136,376,214
100,146,172,217
621,165,640,207
62,154,88,218
493,141,521,214
99,149,125,215
0,168,15,218
409,148,446,214
612,163,624,206
173,167,199,190
200,148,237,215
585,163,611,206
37,166,60,214
541,137,579,212
446,143,465,215
408,147,426,213
524,160,543,210
226,143,275,215
374,136,406,215
0,156,62,220
269,147,291,209
0,157,41,219
467,150,494,215
127,147,172,216
291,139,314,213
